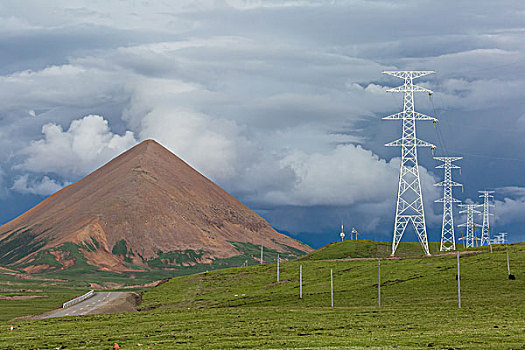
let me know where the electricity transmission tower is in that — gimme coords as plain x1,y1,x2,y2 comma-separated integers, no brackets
383,71,437,256
494,232,507,244
351,227,358,240
434,157,462,251
458,203,482,248
479,191,495,246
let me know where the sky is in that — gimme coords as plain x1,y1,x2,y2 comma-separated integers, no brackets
0,0,524,248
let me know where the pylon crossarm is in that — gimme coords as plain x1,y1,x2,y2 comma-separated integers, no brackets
385,138,436,148
435,180,461,187
414,139,436,148
383,71,435,79
436,164,461,169
435,197,461,203
459,209,482,214
458,223,481,227
434,156,463,162
383,111,437,122
385,139,403,147
387,85,433,94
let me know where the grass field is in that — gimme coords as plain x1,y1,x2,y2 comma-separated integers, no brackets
299,239,448,260
0,272,89,322
0,241,523,349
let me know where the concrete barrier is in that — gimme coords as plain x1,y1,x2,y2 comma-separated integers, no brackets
62,290,95,308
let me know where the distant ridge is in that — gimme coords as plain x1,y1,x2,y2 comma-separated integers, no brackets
300,240,446,260
0,140,311,274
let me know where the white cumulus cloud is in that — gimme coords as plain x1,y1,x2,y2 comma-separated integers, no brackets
494,186,525,226
11,175,66,196
17,115,137,178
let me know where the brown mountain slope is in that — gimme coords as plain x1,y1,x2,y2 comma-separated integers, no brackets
0,140,311,273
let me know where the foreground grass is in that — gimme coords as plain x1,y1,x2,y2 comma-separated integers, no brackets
1,243,523,349
1,306,523,349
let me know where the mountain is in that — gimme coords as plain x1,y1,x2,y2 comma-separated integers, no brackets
0,140,311,274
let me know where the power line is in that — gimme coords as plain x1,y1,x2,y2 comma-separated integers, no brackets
446,151,525,163
429,95,450,157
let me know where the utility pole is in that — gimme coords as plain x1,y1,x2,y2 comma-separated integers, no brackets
479,191,495,246
458,203,482,248
260,244,263,264
434,157,462,251
383,71,437,256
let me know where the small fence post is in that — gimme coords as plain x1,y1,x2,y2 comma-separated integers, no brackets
506,246,511,276
378,260,381,308
330,268,333,308
457,251,461,309
299,264,303,299
277,254,279,282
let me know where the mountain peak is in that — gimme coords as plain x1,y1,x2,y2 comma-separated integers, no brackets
0,140,311,274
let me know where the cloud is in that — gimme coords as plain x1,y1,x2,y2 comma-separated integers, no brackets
139,107,254,182
261,144,397,206
0,0,524,243
16,115,137,178
494,186,525,225
11,175,66,196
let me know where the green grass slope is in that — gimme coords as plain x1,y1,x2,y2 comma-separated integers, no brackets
300,239,453,260
1,243,523,349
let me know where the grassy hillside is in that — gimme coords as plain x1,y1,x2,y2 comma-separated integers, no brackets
300,239,448,260
1,242,523,349
141,242,519,310
1,241,303,288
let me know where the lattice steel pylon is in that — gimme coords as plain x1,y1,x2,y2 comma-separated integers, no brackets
458,203,482,248
479,191,495,246
495,232,507,244
434,157,462,251
383,71,437,256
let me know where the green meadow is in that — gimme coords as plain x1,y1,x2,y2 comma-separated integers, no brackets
0,241,523,349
